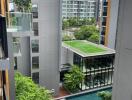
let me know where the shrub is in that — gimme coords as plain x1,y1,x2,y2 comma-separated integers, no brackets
62,34,74,41
15,72,53,100
64,65,84,93
97,91,112,100
88,33,99,44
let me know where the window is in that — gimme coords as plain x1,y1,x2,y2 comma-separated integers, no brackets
32,4,38,18
31,40,39,53
14,57,17,70
32,57,39,69
32,72,39,84
13,37,21,54
33,22,39,36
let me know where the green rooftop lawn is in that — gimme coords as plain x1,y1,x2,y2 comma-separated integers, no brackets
63,40,106,54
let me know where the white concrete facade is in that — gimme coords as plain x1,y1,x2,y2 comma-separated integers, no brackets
31,0,61,95
62,0,99,19
112,0,132,100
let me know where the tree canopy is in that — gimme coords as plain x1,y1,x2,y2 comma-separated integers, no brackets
74,25,99,43
15,72,53,100
62,18,96,30
13,0,31,12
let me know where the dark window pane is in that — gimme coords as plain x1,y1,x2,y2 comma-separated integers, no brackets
32,4,38,18
31,40,39,53
33,22,38,36
32,57,39,69
32,72,39,84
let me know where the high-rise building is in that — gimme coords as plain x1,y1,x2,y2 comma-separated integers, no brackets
100,0,111,46
0,0,15,100
12,0,61,95
112,0,132,99
62,0,99,20
31,0,61,95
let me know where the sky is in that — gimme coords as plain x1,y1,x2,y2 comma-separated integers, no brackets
9,3,14,11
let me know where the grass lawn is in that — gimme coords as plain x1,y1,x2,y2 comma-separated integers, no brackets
63,40,106,54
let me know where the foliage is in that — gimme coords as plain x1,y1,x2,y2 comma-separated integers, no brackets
15,72,53,100
88,33,99,44
74,25,99,42
62,34,74,41
62,18,96,30
13,0,31,12
97,91,112,100
62,20,69,30
64,65,84,93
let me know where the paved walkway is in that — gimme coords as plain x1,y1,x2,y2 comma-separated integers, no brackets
54,87,70,98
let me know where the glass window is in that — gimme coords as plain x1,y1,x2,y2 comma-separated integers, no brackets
32,57,39,69
32,72,39,84
33,22,39,36
14,57,17,70
32,4,38,18
13,37,21,54
31,40,39,53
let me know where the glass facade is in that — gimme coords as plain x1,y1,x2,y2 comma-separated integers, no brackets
73,53,114,90
7,12,32,32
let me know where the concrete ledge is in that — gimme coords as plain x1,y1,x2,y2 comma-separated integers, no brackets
55,85,112,100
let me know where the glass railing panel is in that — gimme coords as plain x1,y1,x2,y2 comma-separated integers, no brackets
7,12,32,32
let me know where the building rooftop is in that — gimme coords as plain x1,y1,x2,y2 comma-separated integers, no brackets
62,40,115,58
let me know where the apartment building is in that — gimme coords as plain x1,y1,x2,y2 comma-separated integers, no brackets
0,0,15,99
112,0,132,99
10,0,61,95
99,0,119,49
100,0,111,46
30,0,61,95
62,0,100,20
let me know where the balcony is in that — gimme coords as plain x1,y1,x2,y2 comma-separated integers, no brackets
6,12,33,33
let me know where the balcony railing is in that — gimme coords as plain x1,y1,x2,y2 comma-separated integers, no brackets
6,12,32,32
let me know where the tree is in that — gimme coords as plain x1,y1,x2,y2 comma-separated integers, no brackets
74,25,99,42
62,20,69,30
15,72,53,100
97,91,112,100
90,18,96,25
13,0,31,12
88,33,99,44
62,34,74,41
64,65,84,93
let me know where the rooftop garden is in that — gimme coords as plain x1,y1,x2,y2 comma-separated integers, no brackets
63,40,106,53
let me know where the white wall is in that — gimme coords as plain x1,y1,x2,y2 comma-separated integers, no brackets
112,0,132,99
37,0,61,95
108,0,119,49
61,47,73,65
